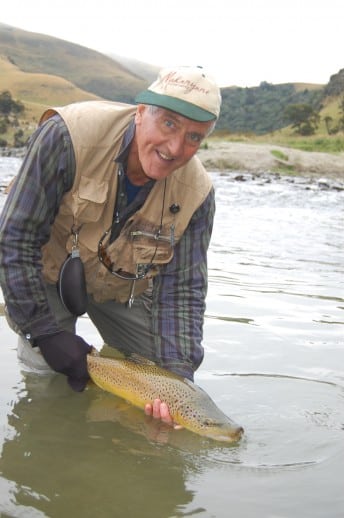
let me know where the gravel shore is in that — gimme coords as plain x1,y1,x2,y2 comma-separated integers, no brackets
198,141,344,182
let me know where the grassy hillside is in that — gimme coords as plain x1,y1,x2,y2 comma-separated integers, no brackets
0,55,104,144
107,53,160,83
0,56,102,115
0,23,148,103
1,22,344,149
0,23,152,145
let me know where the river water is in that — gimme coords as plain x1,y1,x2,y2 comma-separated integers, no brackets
0,157,343,517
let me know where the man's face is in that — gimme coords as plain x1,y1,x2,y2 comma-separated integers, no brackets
134,105,214,182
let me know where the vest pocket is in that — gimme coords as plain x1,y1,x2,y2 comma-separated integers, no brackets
75,177,109,223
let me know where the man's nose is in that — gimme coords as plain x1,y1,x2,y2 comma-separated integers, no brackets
167,133,185,156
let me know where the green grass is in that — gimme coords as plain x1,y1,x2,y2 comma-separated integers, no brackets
274,137,344,153
270,149,289,161
212,131,344,154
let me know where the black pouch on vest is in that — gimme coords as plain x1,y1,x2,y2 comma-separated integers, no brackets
57,248,88,316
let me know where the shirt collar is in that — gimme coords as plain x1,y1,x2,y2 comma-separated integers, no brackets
115,119,136,167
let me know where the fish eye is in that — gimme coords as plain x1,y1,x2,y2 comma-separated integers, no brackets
203,418,217,427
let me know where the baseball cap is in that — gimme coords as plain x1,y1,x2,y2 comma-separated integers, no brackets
135,65,221,122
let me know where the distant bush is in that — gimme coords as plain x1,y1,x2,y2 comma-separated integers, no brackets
0,119,7,134
283,104,320,135
0,91,26,147
14,129,25,147
0,90,24,115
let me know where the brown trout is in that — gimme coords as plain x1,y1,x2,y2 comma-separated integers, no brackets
87,354,244,443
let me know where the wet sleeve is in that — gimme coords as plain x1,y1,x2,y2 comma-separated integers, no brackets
151,187,215,380
0,116,75,338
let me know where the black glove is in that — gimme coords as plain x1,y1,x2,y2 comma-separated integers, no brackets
34,330,93,392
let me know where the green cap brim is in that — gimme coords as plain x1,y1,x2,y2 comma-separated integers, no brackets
135,90,216,122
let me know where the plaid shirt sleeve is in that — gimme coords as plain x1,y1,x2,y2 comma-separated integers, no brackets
0,116,75,338
151,187,215,380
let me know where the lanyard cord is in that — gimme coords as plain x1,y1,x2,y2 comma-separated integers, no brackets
149,178,167,264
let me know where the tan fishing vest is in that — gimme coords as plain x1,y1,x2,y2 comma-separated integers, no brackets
40,101,212,303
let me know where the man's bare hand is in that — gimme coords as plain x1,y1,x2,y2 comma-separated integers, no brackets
144,399,183,429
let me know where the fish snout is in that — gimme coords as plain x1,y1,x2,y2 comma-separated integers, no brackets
205,421,244,443
232,424,244,441
220,422,244,443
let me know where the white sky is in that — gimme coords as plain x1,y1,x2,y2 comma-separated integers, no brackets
2,0,344,87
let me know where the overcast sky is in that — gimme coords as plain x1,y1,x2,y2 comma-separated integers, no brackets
2,0,344,87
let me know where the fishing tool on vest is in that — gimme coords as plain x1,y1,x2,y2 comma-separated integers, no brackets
57,225,88,316
98,179,175,309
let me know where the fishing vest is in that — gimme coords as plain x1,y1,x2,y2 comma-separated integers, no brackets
40,101,212,303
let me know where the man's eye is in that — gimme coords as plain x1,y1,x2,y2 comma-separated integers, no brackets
164,119,174,128
188,133,202,144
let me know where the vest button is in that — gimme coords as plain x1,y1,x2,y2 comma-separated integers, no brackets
169,203,180,214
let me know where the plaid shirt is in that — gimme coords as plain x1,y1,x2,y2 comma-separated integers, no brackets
0,115,215,376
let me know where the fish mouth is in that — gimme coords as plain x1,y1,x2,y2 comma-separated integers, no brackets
210,424,244,443
231,425,244,441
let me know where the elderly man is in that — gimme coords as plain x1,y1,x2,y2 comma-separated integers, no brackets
0,65,221,423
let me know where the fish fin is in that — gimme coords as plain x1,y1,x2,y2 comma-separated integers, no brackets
129,353,156,366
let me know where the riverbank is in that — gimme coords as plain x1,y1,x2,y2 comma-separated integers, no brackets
198,141,344,181
1,141,344,185
0,147,26,159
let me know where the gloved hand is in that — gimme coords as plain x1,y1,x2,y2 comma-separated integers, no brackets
34,330,93,392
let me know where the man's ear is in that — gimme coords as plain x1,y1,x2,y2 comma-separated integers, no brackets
135,104,146,124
